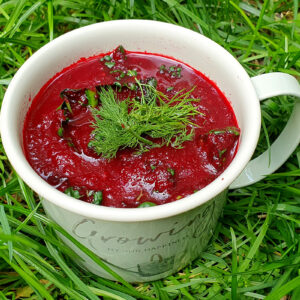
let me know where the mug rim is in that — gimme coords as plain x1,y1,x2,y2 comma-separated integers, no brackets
0,20,261,222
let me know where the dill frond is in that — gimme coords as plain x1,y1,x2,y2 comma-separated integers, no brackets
89,81,201,159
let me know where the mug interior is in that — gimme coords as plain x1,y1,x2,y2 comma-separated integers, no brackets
1,20,261,221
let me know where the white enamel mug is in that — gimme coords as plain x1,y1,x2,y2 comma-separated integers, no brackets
1,20,300,282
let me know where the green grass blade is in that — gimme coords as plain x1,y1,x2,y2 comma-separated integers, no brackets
1,0,27,37
8,0,44,38
162,0,208,31
0,206,13,262
243,0,270,59
265,276,300,300
13,202,41,234
0,37,39,49
90,281,137,300
0,252,53,300
291,285,300,300
166,276,195,299
230,227,238,300
292,0,298,37
0,291,9,300
43,238,99,300
0,177,19,196
42,219,153,300
152,280,170,300
238,211,270,273
95,277,152,300
229,0,256,31
89,286,129,300
47,0,54,41
14,248,86,300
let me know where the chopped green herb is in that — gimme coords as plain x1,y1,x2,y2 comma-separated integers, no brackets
147,77,157,88
127,69,137,77
138,202,156,208
159,64,166,73
57,100,72,114
117,45,125,54
116,72,126,80
150,165,156,170
64,187,81,199
110,69,122,74
219,149,227,158
59,89,67,99
56,102,63,111
226,127,240,136
89,80,201,159
167,168,175,176
161,65,183,78
176,67,182,78
57,127,64,137
92,191,103,205
65,101,72,114
105,61,115,69
101,55,112,62
209,126,240,136
57,119,69,138
210,129,226,134
169,66,175,72
127,83,137,91
113,81,122,89
67,141,74,148
85,89,98,107
167,86,174,92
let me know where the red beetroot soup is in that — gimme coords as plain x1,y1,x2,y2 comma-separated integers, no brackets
23,46,240,208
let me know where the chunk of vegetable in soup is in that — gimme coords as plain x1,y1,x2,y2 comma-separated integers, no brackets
23,46,240,208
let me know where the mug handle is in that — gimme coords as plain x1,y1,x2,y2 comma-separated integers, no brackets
230,72,300,189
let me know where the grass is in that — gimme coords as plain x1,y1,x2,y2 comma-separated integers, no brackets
0,0,299,299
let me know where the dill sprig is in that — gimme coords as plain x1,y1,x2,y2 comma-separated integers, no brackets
89,80,201,159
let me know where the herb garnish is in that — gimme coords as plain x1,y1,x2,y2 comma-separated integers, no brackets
127,70,137,77
138,202,156,208
219,149,227,158
167,168,175,176
57,119,69,138
101,55,112,62
150,165,156,170
159,64,166,73
209,127,240,136
57,98,72,114
159,64,182,78
64,188,103,204
85,89,98,107
57,127,64,137
92,191,103,205
64,187,81,199
105,61,115,69
88,80,201,159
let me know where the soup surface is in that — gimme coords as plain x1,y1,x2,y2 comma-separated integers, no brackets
23,46,240,208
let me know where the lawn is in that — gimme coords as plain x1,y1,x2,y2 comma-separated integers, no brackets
0,0,299,299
